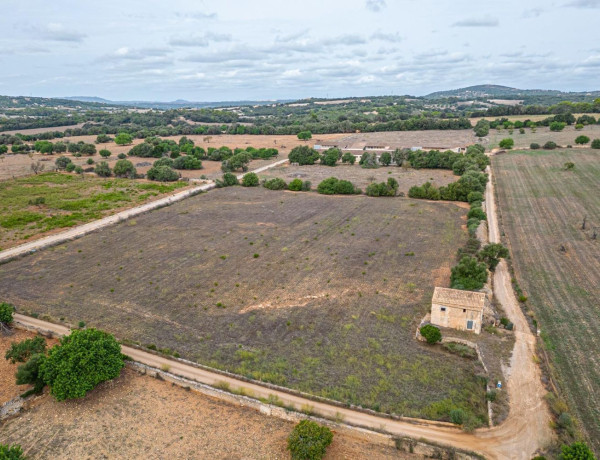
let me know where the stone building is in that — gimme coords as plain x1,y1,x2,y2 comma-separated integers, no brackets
430,287,486,334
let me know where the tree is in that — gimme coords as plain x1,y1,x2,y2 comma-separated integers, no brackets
113,159,136,178
80,144,96,156
241,172,259,187
549,121,566,132
16,352,47,394
297,131,312,140
392,148,408,166
530,143,540,150
263,178,287,190
359,152,378,169
287,420,333,460
559,442,596,460
66,163,76,173
498,138,514,149
0,145,8,154
320,148,339,166
591,139,600,149
173,155,203,170
0,302,14,325
96,134,112,143
146,165,179,182
478,243,509,271
94,161,112,177
474,119,490,137
450,256,488,291
289,146,320,165
366,178,398,197
221,152,250,172
420,324,442,344
53,142,67,153
575,135,590,145
5,336,46,364
379,151,392,166
341,152,356,164
0,443,26,459
55,156,72,170
288,178,303,191
216,173,239,187
99,149,111,158
40,328,124,401
544,141,558,150
114,133,133,145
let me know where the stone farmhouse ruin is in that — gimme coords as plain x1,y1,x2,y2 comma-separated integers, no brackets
430,287,486,334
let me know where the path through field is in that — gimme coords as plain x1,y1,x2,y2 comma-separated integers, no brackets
6,160,554,459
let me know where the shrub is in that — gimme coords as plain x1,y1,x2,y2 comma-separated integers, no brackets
408,182,440,200
0,302,15,325
575,123,584,130
146,165,179,182
74,166,84,174
420,324,442,344
96,134,112,143
153,157,174,168
563,162,575,171
86,158,94,165
128,142,158,158
467,207,486,221
41,328,124,401
297,131,312,140
217,172,239,187
263,177,287,190
451,256,488,291
498,138,514,149
575,135,590,145
474,119,490,137
99,149,111,158
16,352,46,394
65,163,76,173
289,146,320,165
477,243,509,271
450,409,466,425
320,148,339,166
241,172,259,187
0,443,26,459
317,177,359,195
173,155,203,170
359,152,378,169
530,143,540,150
301,180,312,191
5,336,46,363
559,442,595,460
221,152,250,172
287,420,333,460
591,139,600,149
288,178,303,191
366,178,398,197
467,191,483,203
114,132,133,145
117,153,127,160
55,156,72,170
113,159,137,178
379,151,392,166
80,144,96,156
94,161,112,177
543,141,557,150
341,152,356,164
549,121,566,132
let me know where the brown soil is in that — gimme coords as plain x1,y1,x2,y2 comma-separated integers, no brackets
0,367,411,460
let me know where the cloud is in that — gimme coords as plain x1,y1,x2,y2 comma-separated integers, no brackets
106,47,169,61
174,11,217,20
453,16,499,27
276,29,310,43
169,32,232,47
522,7,545,17
564,0,600,7
370,31,402,43
37,23,86,42
366,0,386,12
282,69,302,78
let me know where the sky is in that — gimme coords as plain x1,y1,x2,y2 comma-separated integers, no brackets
0,0,599,102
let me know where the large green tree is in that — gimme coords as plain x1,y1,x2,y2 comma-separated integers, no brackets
450,256,488,291
40,328,124,401
114,132,134,145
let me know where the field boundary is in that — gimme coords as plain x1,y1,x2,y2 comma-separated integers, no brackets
0,159,288,265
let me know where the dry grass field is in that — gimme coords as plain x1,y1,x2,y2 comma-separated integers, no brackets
493,149,600,450
335,130,477,149
486,124,600,150
0,187,489,423
470,114,588,125
0,172,187,250
258,163,458,195
0,366,410,460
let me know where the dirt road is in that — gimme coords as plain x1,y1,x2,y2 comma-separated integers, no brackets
5,162,553,459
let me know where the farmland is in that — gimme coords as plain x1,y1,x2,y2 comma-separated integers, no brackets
0,172,187,250
486,124,600,150
258,163,458,195
493,149,600,450
0,186,490,423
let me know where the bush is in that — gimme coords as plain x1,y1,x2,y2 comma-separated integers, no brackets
221,152,250,172
0,443,26,459
173,155,203,170
74,166,84,174
41,328,124,401
450,256,488,291
543,141,557,150
80,144,96,156
217,172,239,187
113,159,137,178
0,302,15,325
408,182,440,200
366,178,398,197
359,152,378,169
317,177,359,195
297,131,312,140
530,143,540,150
55,156,72,170
263,177,287,190
575,123,584,130
467,191,483,203
117,153,127,160
241,172,259,187
146,165,179,182
94,161,112,177
467,207,486,221
65,163,76,173
320,148,339,166
478,243,509,271
99,149,111,158
575,135,590,145
549,121,566,132
289,146,320,165
16,352,47,394
5,336,46,364
288,178,303,191
128,142,159,158
450,409,466,425
379,151,392,166
287,420,333,460
114,132,133,145
96,134,112,143
341,152,356,164
559,442,595,460
498,138,514,149
591,139,600,149
153,157,174,168
301,180,312,191
420,324,442,344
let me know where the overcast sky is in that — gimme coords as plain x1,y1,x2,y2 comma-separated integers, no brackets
0,0,599,101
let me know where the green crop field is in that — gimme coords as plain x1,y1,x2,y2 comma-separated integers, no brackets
493,149,600,450
0,187,490,424
0,172,187,250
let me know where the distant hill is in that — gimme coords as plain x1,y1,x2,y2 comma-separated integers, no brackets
63,96,289,110
425,84,600,100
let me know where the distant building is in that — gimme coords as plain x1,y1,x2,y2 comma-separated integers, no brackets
430,287,485,334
